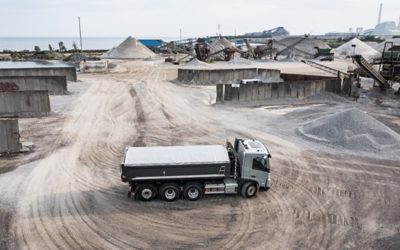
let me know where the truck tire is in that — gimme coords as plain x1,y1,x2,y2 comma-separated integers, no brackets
160,183,180,202
137,183,157,201
183,182,203,201
241,182,257,198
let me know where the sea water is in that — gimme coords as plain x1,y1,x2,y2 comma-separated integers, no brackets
0,37,180,51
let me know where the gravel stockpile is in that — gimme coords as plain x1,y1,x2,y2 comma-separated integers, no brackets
334,38,379,59
101,36,157,59
275,36,330,56
298,108,400,152
185,58,210,67
227,56,253,65
373,38,400,53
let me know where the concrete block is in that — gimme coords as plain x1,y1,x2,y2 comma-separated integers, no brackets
290,84,298,98
0,91,50,117
304,82,311,97
216,85,224,103
265,84,272,99
0,76,67,95
0,119,22,153
223,85,232,101
298,83,305,99
271,83,279,99
0,67,77,82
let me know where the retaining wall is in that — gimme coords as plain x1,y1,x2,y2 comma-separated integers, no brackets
0,91,51,117
0,76,67,94
0,119,22,153
219,78,342,103
177,68,282,85
0,67,77,82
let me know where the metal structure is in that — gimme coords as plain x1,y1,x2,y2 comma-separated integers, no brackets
274,35,309,60
374,42,400,83
302,60,348,79
352,55,391,88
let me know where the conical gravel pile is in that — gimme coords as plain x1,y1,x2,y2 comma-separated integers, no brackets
298,108,400,152
101,36,157,59
333,38,379,59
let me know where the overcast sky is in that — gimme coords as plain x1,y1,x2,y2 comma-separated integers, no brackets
0,0,399,37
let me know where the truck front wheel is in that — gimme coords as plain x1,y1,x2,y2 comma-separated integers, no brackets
241,182,257,198
137,183,157,201
160,183,180,202
183,182,203,201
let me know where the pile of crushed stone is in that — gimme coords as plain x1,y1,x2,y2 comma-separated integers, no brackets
373,38,400,53
274,36,330,57
298,108,400,152
227,56,253,65
185,58,210,67
333,38,379,59
101,36,157,59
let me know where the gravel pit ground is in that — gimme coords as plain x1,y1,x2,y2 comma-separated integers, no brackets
0,59,399,249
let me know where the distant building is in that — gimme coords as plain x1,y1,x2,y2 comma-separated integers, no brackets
317,32,357,40
244,27,289,38
370,21,400,37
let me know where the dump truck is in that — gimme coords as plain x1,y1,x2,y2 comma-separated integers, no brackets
121,138,271,201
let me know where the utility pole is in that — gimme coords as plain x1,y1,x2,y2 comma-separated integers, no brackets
78,17,83,51
218,24,221,36
180,28,182,41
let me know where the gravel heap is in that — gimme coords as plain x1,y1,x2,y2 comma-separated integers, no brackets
373,38,400,53
101,36,157,59
185,58,210,67
227,56,253,65
275,36,330,56
298,108,400,152
334,38,379,59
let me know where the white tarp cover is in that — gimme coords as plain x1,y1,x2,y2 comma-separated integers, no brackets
124,145,230,167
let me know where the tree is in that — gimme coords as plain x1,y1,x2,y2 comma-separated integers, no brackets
58,41,66,52
34,46,41,52
72,41,79,52
48,44,53,52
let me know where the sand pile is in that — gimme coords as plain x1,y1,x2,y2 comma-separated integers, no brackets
373,38,400,53
101,36,157,59
298,109,400,152
275,37,330,56
334,38,379,59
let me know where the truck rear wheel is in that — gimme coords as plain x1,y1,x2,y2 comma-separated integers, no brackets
160,183,180,202
241,182,257,198
183,182,203,201
137,183,157,201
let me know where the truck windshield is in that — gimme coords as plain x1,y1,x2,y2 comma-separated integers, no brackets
252,156,269,171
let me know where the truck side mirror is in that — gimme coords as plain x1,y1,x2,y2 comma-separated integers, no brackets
268,154,272,159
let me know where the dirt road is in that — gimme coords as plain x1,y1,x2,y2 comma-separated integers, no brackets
0,60,399,249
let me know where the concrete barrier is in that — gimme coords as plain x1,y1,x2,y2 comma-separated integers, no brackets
0,66,77,82
219,77,342,104
177,68,282,85
0,119,22,153
0,91,51,117
0,76,67,94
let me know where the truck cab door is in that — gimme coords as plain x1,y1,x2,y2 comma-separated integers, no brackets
243,155,270,188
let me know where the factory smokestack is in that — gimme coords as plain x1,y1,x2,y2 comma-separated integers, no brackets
398,16,400,28
377,3,383,25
